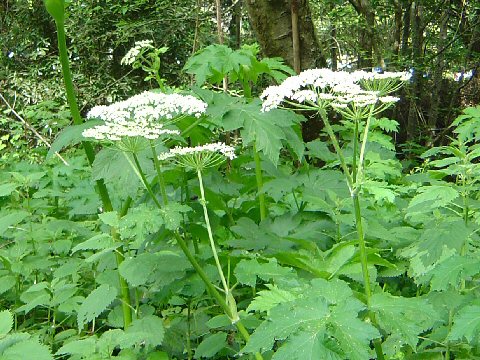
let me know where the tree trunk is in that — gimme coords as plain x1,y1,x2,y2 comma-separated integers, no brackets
348,0,382,69
407,2,424,140
245,0,325,70
427,3,449,134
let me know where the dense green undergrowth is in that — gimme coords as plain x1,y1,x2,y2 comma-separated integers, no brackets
2,3,480,359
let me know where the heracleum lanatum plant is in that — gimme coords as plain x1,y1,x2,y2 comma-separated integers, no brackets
261,68,410,359
159,142,238,320
84,96,263,359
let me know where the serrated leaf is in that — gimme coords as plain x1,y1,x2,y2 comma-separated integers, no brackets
0,183,17,197
271,332,343,360
55,338,97,356
119,204,162,245
71,234,113,253
194,332,227,359
234,258,295,287
448,304,480,343
247,285,298,314
119,251,190,287
2,337,53,360
0,310,13,336
222,100,301,166
430,256,479,291
92,148,147,197
120,315,164,349
98,211,119,228
0,211,29,233
0,276,16,295
370,292,438,349
406,185,459,217
47,120,102,158
399,220,469,281
159,202,191,230
244,279,377,359
77,284,117,330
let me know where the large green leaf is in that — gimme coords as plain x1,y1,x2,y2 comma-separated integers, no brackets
77,284,117,330
0,311,13,336
194,332,227,359
120,315,165,349
234,258,295,287
406,185,459,219
429,256,479,291
399,219,469,282
119,251,190,287
222,99,303,166
47,120,103,158
448,304,480,343
1,337,53,360
55,338,97,357
370,292,438,349
244,279,379,359
0,211,29,234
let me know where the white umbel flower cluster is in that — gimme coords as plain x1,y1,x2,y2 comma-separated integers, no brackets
121,40,154,65
82,91,207,141
87,91,207,122
260,68,410,112
159,142,236,160
82,122,179,141
159,142,236,170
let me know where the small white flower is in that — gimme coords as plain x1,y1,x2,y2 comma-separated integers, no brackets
379,96,400,104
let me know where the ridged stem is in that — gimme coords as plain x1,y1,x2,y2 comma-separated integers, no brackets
253,144,267,221
52,16,132,329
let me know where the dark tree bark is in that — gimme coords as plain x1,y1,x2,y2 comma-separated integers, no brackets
245,0,325,71
348,0,381,69
407,2,424,139
427,3,449,133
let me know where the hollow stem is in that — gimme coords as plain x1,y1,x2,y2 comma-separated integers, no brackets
318,110,354,191
253,144,267,221
131,152,162,208
196,169,229,294
150,142,169,206
173,231,262,359
52,13,132,329
319,108,384,358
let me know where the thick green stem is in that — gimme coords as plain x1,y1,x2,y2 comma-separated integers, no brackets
352,119,359,183
318,110,354,191
132,153,162,208
253,144,267,221
356,105,375,183
174,231,262,359
352,194,371,303
150,143,169,206
52,14,132,328
197,169,229,294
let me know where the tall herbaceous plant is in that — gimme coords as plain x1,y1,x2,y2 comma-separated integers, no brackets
259,68,410,358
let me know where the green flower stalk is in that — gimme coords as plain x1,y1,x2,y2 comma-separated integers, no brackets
158,142,237,311
44,0,133,329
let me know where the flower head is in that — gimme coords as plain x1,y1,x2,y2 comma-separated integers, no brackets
121,40,154,65
83,91,206,142
159,142,235,170
260,68,409,112
87,91,207,123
